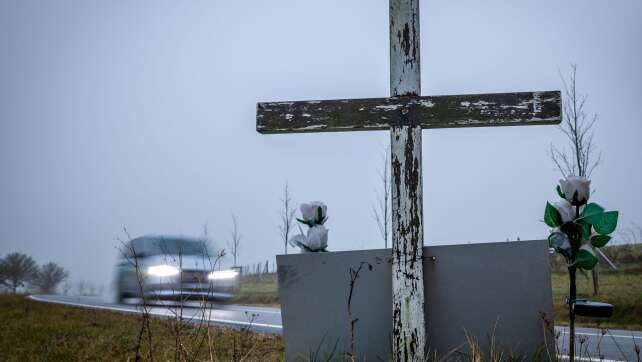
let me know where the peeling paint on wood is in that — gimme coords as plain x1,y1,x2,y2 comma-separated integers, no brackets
391,125,425,361
390,0,420,97
256,91,561,134
389,1,426,360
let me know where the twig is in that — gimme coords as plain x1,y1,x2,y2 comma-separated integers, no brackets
347,261,372,361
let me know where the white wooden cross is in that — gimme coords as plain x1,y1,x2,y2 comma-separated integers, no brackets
256,1,561,360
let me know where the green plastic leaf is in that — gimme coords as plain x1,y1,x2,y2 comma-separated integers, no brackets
590,234,611,248
556,185,565,199
296,218,313,227
581,203,605,225
594,211,619,235
544,202,562,228
578,220,591,240
574,246,598,270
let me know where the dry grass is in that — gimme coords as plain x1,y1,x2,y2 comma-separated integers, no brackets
0,295,284,361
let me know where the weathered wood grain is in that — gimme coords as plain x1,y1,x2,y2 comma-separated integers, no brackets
256,91,561,134
389,0,426,360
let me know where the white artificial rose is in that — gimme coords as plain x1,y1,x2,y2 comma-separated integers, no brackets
300,201,327,224
559,176,591,206
305,225,328,251
288,225,329,252
553,199,575,223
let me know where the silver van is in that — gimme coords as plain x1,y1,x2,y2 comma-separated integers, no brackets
115,235,239,303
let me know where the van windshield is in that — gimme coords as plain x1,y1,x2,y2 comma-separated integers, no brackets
131,237,214,257
151,239,210,255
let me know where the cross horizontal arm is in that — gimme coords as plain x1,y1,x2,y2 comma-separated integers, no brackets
256,90,560,134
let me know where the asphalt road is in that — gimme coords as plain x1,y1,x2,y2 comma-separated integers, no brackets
30,295,640,361
29,294,282,334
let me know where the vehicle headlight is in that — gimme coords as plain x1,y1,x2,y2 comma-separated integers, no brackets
208,270,239,280
147,265,180,277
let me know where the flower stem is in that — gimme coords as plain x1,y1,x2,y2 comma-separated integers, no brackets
569,204,581,362
569,265,577,362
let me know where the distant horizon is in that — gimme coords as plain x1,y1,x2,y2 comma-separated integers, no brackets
1,0,640,288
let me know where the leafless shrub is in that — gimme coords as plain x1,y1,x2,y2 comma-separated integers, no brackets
279,182,297,255
372,146,391,248
227,215,242,267
32,262,69,294
117,227,155,362
346,261,372,362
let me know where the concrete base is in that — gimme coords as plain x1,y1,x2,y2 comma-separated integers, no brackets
276,240,555,361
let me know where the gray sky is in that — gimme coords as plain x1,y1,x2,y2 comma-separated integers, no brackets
1,0,640,286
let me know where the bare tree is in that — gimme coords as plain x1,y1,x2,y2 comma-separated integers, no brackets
0,252,39,293
279,183,297,254
62,279,71,295
372,146,391,248
550,64,601,178
76,280,87,296
618,222,642,245
605,223,642,265
32,262,69,294
227,214,242,267
550,64,602,296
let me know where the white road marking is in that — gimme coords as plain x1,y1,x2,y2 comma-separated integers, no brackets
577,332,641,340
28,295,283,330
556,327,642,340
211,304,281,315
559,356,626,362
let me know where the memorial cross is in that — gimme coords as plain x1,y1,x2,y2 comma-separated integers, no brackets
256,1,561,360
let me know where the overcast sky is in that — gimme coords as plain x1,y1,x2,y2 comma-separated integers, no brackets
1,0,640,287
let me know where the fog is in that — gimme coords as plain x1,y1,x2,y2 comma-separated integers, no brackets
1,0,640,288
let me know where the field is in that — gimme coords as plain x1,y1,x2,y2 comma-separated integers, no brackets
551,270,642,330
0,295,283,362
233,269,642,330
230,273,280,306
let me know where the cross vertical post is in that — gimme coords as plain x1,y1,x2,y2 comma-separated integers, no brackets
389,0,426,360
